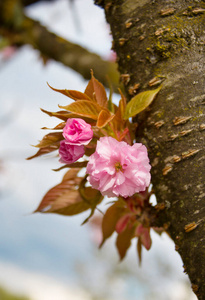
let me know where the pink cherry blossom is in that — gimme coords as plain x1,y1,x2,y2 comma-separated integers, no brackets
86,136,151,198
59,140,85,164
63,118,93,145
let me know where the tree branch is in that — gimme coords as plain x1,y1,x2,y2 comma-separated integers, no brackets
0,0,119,89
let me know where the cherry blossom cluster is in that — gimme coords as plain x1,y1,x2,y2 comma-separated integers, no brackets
59,118,151,199
59,118,93,164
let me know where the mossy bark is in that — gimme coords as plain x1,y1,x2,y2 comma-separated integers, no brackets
101,0,205,298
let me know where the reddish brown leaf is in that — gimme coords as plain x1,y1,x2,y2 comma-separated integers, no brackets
26,144,59,160
61,168,81,182
35,179,92,216
41,122,66,130
79,177,103,208
41,108,75,121
59,100,102,120
47,83,92,101
84,147,95,157
53,161,88,172
35,132,63,148
84,71,108,107
41,108,96,125
116,225,135,260
112,100,125,131
80,185,103,225
141,228,152,250
112,91,127,131
96,109,115,128
136,224,152,250
33,175,102,223
137,238,142,265
100,202,125,247
119,89,127,114
115,214,130,234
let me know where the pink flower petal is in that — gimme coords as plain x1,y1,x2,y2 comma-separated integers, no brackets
59,140,85,164
63,118,93,145
86,137,151,198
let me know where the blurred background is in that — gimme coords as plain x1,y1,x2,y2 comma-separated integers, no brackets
0,0,197,299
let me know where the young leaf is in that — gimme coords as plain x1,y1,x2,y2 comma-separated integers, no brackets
35,181,92,216
136,224,152,250
27,144,59,160
77,176,103,224
41,122,66,130
41,109,95,124
47,83,92,101
53,161,88,172
61,168,81,182
115,214,130,234
112,99,126,131
116,225,135,260
81,187,103,225
79,177,103,203
41,108,75,121
141,228,152,250
107,81,114,112
100,202,125,248
96,109,115,128
84,71,108,107
35,132,63,148
119,89,127,115
137,238,142,265
124,86,161,120
59,100,102,120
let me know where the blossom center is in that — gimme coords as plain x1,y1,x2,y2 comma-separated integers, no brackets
115,162,123,172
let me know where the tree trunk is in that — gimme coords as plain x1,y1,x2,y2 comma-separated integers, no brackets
99,0,205,298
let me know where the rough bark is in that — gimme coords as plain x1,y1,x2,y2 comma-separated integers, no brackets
0,0,119,89
100,0,205,298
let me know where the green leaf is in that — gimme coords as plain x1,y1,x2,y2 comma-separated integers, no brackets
59,100,102,120
124,86,161,120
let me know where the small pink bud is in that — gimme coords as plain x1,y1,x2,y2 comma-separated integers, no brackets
59,140,85,164
63,118,93,145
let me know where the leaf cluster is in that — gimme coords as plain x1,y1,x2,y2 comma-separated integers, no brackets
28,71,161,260
100,191,155,262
